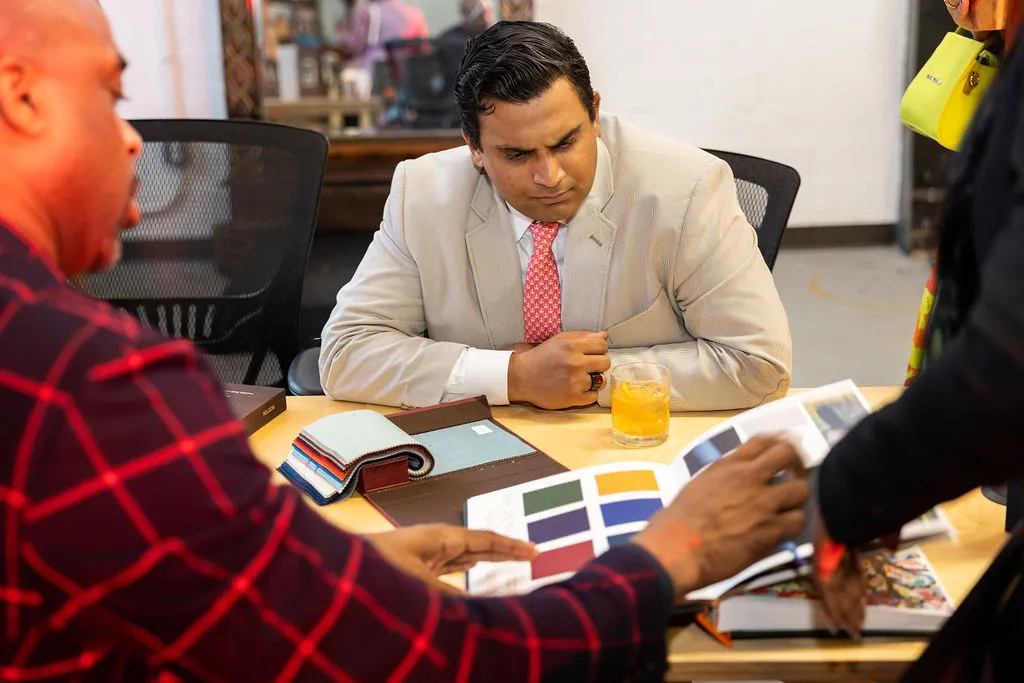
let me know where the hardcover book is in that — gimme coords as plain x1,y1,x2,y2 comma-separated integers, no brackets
223,384,287,435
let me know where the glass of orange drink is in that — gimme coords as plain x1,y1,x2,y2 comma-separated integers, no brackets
610,363,670,447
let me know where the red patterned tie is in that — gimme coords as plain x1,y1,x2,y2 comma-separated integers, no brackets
523,221,562,344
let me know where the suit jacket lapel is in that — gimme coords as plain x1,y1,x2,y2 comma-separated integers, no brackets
561,139,617,332
465,175,525,348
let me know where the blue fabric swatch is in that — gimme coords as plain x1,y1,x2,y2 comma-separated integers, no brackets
416,420,535,478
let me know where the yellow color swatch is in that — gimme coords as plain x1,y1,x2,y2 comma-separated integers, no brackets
595,470,660,497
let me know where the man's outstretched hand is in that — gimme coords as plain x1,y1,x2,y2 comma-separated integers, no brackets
367,524,538,594
633,436,812,599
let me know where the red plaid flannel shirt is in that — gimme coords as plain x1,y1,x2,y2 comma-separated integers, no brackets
0,225,675,682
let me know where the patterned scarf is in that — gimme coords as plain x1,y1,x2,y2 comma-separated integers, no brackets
905,264,939,385
904,5,1024,386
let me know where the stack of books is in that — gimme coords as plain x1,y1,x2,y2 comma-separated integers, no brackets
714,546,954,636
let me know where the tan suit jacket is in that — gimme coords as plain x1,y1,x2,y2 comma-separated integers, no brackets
320,114,792,410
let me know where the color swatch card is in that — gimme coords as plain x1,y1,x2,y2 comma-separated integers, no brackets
466,463,677,595
466,380,957,599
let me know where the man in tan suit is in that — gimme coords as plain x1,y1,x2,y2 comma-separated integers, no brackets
320,21,792,411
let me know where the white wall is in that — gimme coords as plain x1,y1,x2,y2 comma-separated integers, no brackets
101,0,227,120
413,0,462,36
534,0,911,228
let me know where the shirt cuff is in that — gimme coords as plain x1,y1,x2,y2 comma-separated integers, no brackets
442,348,514,405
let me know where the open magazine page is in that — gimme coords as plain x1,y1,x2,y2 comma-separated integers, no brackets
667,380,872,494
673,381,953,600
466,461,676,595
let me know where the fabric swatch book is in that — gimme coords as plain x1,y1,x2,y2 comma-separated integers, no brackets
714,546,955,637
279,396,567,527
465,380,957,600
279,410,435,504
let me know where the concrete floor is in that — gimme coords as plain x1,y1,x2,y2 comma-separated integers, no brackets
773,245,933,389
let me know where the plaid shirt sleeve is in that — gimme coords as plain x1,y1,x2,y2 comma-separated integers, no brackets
10,291,675,681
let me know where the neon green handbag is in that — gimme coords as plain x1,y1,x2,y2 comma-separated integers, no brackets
899,28,1000,151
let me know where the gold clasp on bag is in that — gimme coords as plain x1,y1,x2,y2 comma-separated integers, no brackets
963,70,981,94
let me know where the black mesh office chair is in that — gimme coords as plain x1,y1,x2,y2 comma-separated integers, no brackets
286,149,801,395
77,119,328,387
705,149,801,271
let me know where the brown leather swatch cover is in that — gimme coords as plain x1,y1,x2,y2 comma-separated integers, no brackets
355,456,410,494
364,396,567,527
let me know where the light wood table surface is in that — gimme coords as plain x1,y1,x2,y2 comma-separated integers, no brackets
247,388,1009,683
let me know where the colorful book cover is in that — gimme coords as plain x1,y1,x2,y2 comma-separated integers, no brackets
747,547,954,613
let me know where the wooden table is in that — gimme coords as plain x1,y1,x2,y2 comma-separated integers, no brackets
248,388,1009,683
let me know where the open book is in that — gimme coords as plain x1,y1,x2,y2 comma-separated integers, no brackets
715,546,955,636
466,381,956,599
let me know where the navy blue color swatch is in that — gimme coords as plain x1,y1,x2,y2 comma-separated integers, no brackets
527,507,590,544
600,498,663,527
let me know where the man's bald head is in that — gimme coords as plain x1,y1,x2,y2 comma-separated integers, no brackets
0,0,117,70
0,0,140,276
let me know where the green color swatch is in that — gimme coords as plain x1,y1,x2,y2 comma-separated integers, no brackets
522,480,584,516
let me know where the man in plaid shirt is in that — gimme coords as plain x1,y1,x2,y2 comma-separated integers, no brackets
0,1,811,680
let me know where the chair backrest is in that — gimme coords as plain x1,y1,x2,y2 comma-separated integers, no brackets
75,119,328,386
704,149,801,271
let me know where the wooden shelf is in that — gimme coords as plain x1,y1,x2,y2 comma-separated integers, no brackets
264,96,384,134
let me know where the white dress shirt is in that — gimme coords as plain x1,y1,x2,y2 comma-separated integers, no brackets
441,202,567,405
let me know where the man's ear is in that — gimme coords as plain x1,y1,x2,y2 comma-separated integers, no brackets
462,131,485,169
0,58,44,137
592,91,602,137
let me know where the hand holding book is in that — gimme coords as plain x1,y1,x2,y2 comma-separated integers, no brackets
814,505,903,639
633,437,812,601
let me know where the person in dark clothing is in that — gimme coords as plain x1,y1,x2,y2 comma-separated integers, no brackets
439,0,496,43
812,0,1024,667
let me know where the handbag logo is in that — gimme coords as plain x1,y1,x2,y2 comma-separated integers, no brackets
926,74,943,85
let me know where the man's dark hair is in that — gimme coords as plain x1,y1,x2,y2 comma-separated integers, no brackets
455,21,595,149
